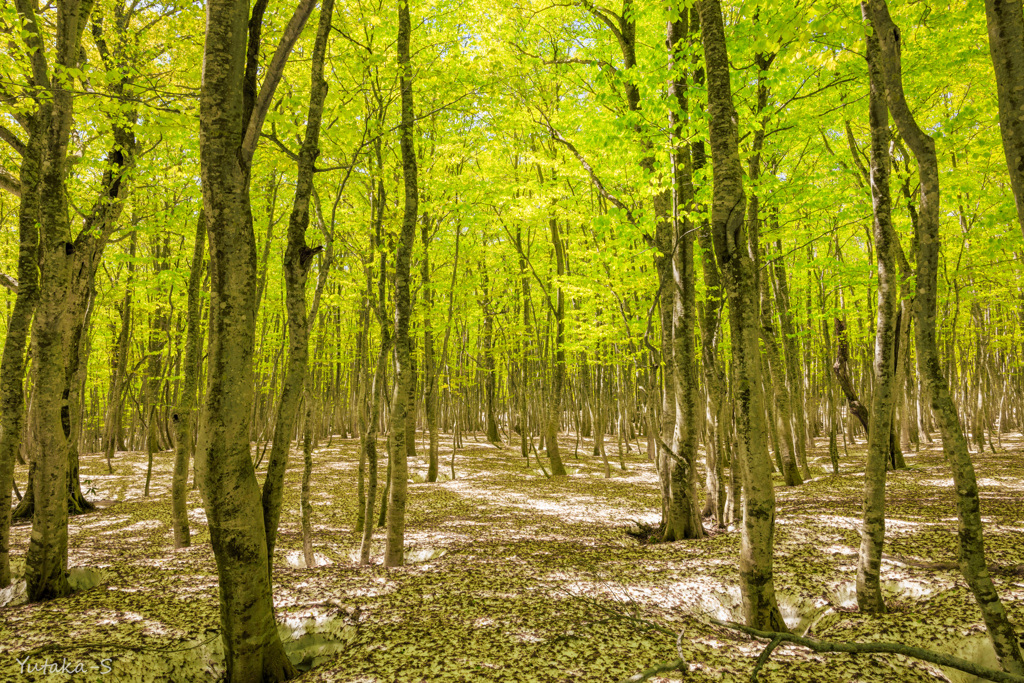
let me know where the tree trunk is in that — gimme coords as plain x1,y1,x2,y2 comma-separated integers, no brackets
663,12,704,541
0,91,43,589
385,0,419,567
421,215,439,482
261,0,333,579
868,0,1024,672
699,0,786,632
172,211,206,549
103,232,136,472
856,8,899,612
195,0,312,675
770,240,811,478
481,267,500,444
19,0,99,602
545,217,569,476
983,0,1024,240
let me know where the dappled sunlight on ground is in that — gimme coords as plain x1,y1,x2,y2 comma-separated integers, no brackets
0,430,1022,681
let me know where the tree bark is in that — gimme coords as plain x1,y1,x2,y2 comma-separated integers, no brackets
868,0,1024,673
18,0,99,602
699,0,786,632
545,217,569,476
833,318,870,433
421,215,439,482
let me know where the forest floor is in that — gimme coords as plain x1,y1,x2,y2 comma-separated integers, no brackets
1,430,1023,682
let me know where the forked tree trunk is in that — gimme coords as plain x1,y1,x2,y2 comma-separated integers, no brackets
868,0,1024,672
699,0,786,631
195,0,312,676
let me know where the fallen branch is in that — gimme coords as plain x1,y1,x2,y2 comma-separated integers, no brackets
711,618,1024,683
618,658,686,683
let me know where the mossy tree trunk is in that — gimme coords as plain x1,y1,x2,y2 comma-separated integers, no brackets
195,0,313,676
699,0,786,632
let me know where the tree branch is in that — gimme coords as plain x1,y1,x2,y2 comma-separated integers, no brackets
0,272,18,294
0,168,21,196
240,0,318,164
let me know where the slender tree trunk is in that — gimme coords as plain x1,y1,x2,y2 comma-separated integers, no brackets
699,0,786,631
172,211,206,549
261,0,333,579
868,0,1024,672
770,240,811,478
103,232,136,472
300,399,314,568
856,9,899,612
385,0,419,567
546,217,569,476
481,267,500,444
421,216,439,482
0,96,43,589
663,12,704,541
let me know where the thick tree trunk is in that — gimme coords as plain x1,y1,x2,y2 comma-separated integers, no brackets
694,99,728,528
699,0,786,631
385,0,419,567
19,0,100,602
856,9,899,612
868,0,1024,673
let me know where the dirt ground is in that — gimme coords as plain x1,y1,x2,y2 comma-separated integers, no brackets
1,430,1022,682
